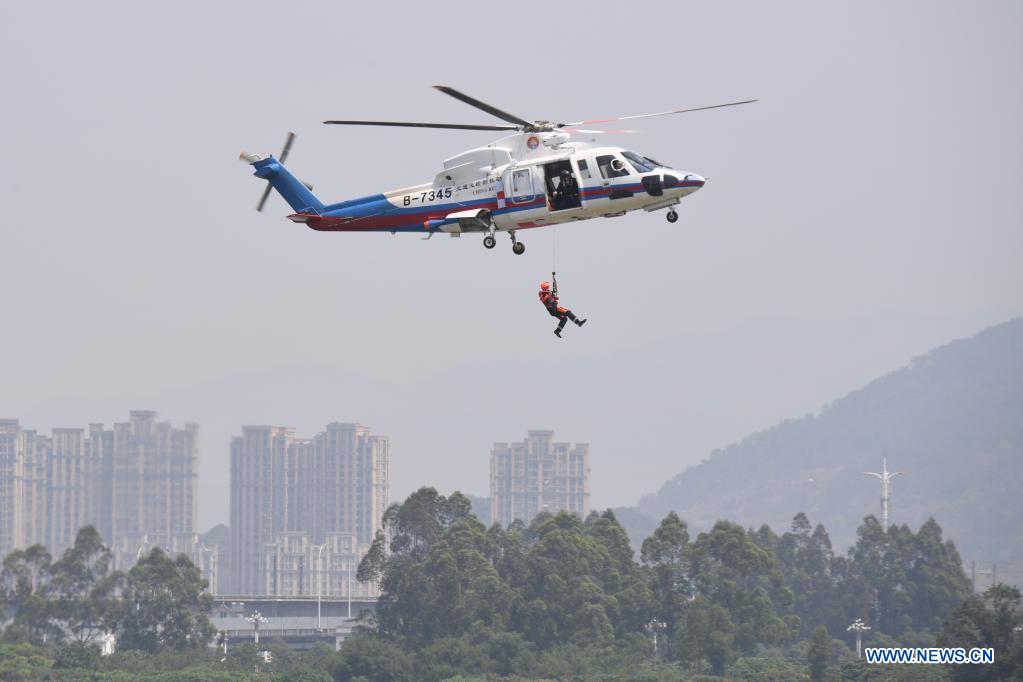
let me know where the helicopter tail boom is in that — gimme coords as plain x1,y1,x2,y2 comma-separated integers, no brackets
250,157,324,214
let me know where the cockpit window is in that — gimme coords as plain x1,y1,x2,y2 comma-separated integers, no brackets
643,155,668,168
596,154,630,179
622,151,657,173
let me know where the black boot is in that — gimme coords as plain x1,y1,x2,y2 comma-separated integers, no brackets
554,328,562,338
575,318,587,327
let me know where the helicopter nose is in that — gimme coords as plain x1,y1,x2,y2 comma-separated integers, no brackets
685,173,706,189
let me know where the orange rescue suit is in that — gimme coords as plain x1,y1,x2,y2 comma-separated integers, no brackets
539,290,568,316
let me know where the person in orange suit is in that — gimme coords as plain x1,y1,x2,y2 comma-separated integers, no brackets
539,279,586,337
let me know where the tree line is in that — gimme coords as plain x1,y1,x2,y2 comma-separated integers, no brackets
1,489,1021,681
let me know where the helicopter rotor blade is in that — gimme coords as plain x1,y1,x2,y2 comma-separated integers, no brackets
561,127,638,135
432,85,533,127
560,99,758,127
324,119,519,131
256,131,298,212
278,131,296,164
256,182,273,212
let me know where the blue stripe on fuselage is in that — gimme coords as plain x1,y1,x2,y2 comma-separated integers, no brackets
313,180,700,231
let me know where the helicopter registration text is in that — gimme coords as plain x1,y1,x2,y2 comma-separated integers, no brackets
400,176,498,206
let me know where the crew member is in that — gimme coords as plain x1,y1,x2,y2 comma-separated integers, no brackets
539,280,586,337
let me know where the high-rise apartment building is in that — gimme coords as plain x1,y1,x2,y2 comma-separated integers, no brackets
230,422,389,595
490,430,590,527
0,420,25,556
261,532,375,600
110,411,198,551
0,413,204,574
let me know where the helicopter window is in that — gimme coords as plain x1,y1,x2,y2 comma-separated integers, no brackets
622,151,656,173
576,159,591,180
596,154,630,179
644,156,669,168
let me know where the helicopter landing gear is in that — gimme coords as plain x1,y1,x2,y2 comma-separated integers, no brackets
483,235,496,249
509,230,525,255
666,209,679,224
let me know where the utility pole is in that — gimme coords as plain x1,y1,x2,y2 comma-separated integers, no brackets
847,619,872,659
645,619,666,659
863,453,905,531
347,557,353,619
316,544,326,631
246,611,267,645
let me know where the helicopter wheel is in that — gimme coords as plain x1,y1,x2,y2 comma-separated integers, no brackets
483,235,496,249
512,241,525,255
666,209,679,224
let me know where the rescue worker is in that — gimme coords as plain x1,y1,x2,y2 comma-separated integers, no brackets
551,169,579,210
539,280,586,337
559,169,579,206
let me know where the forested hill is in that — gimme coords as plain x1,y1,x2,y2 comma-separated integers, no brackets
637,318,1023,575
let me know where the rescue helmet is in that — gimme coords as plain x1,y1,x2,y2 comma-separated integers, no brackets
539,280,550,292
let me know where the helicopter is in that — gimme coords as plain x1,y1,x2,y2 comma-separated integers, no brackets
241,86,756,255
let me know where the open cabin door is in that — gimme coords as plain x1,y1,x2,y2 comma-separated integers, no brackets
504,166,536,205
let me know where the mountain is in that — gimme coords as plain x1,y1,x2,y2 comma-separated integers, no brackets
636,319,1023,583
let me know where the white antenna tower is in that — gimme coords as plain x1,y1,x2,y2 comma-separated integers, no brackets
863,452,905,531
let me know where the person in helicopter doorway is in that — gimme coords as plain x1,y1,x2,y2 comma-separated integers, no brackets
552,169,579,210
539,280,586,337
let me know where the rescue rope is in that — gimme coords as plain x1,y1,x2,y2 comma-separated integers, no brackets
552,226,558,296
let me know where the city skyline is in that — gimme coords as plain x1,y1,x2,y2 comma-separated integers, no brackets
0,411,215,589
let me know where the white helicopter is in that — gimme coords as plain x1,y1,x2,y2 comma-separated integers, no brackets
242,86,756,255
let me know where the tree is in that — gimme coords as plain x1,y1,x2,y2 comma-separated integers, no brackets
46,525,121,644
0,642,52,680
1,545,53,643
689,521,796,655
839,516,971,638
940,583,1023,681
520,512,619,647
640,511,691,658
333,634,412,682
111,548,214,652
807,625,830,681
360,488,509,647
53,641,101,670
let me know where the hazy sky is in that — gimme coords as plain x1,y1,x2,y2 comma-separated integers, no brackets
2,1,1021,530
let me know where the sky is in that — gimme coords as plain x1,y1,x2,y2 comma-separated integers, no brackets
1,1,1021,530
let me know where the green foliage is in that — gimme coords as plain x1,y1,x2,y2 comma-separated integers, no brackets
730,655,811,682
109,547,215,652
334,634,413,682
807,625,830,681
54,641,101,669
840,660,952,681
1,544,54,644
767,512,972,641
939,583,1023,681
47,526,121,645
0,642,51,680
0,494,994,681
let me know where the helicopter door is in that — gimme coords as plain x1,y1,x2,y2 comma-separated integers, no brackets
508,167,536,204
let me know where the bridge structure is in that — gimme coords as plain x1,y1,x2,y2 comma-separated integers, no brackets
210,595,377,651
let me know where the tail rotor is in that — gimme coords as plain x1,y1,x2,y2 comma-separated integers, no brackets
240,132,313,212
258,132,294,212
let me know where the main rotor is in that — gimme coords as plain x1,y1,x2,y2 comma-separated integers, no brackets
324,85,757,135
